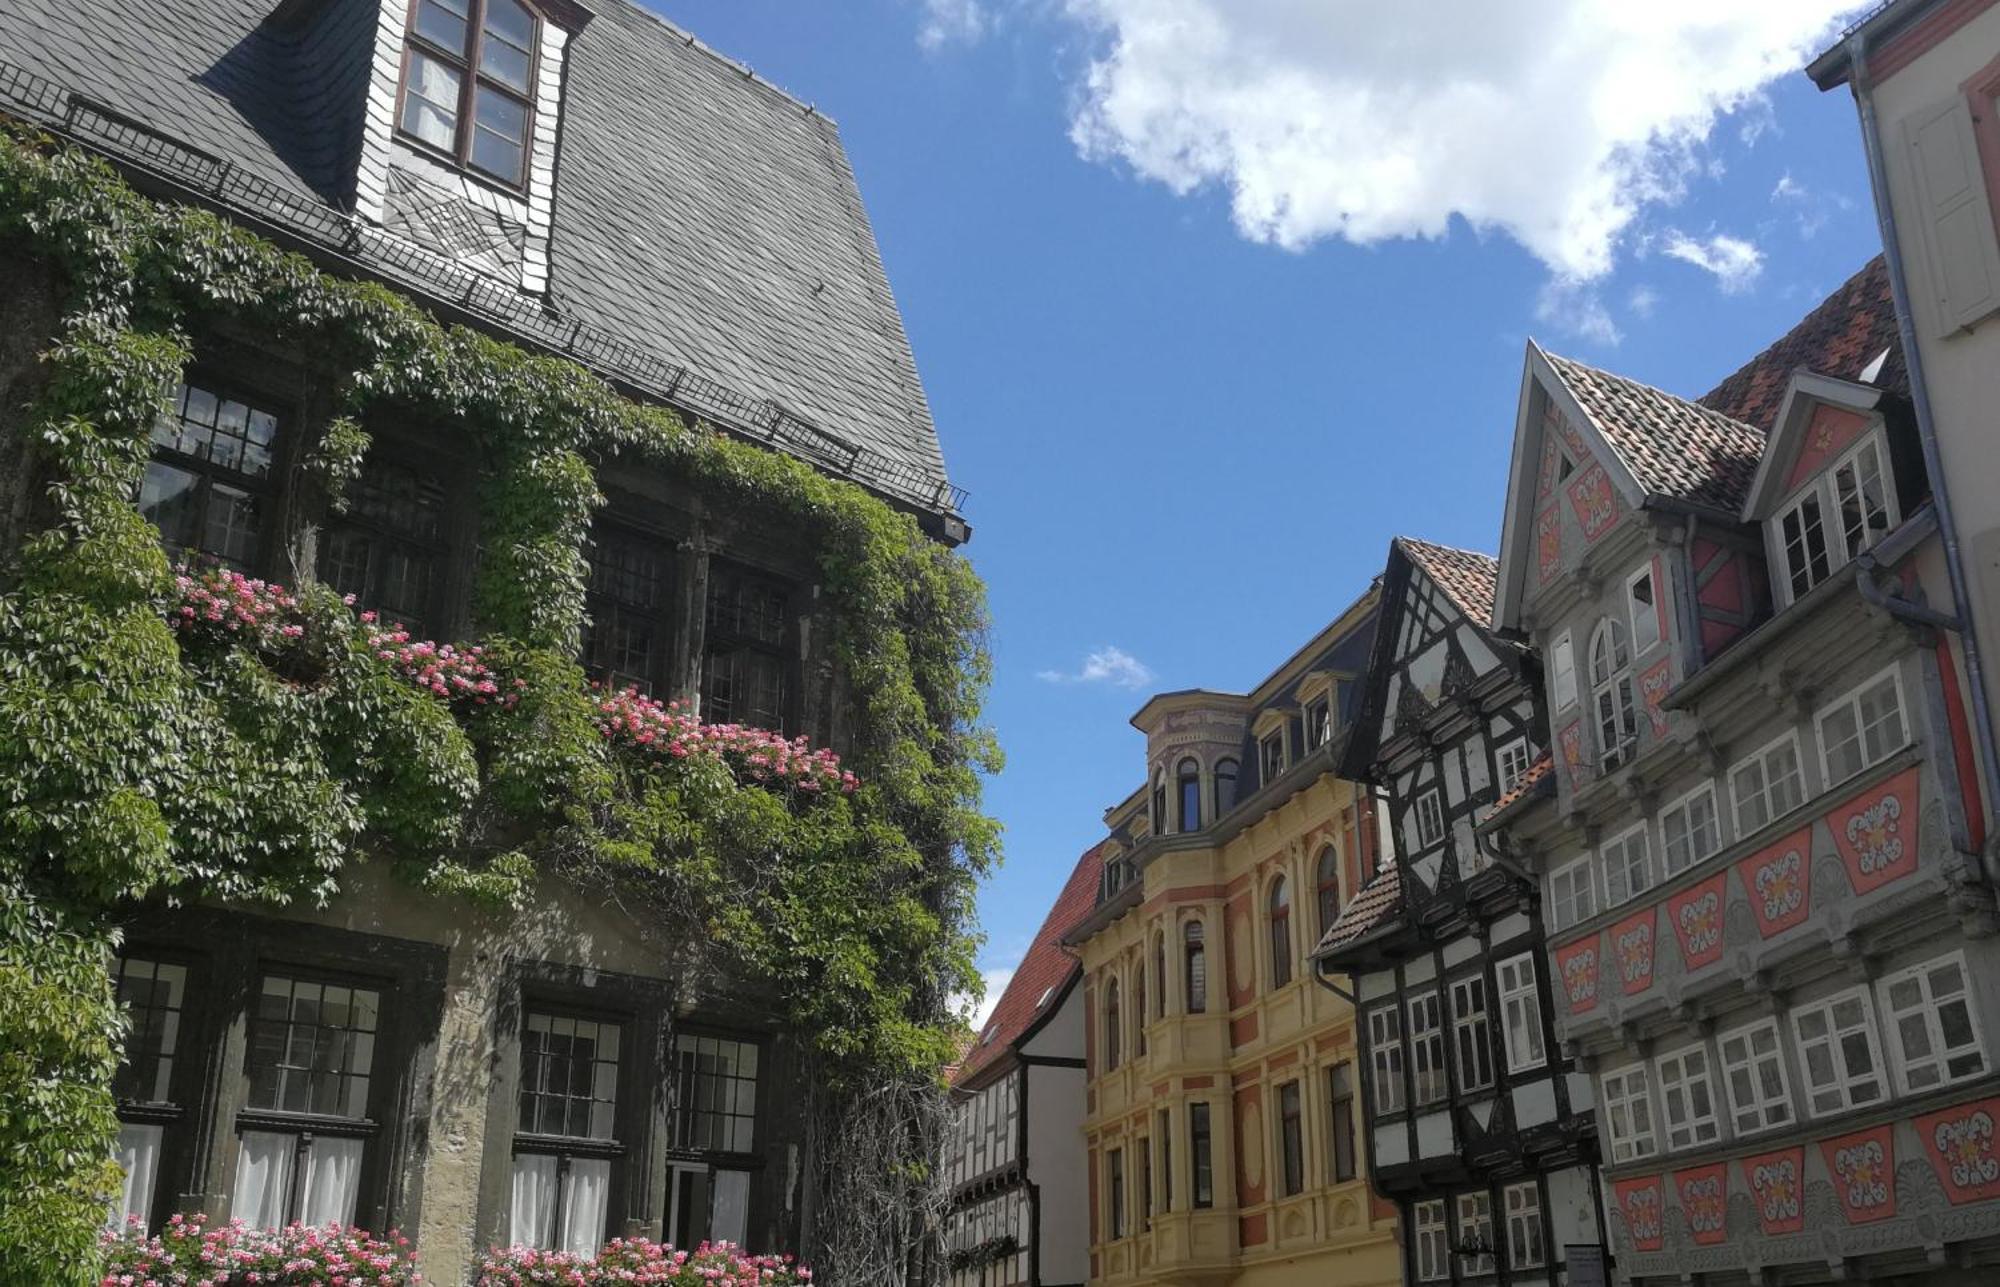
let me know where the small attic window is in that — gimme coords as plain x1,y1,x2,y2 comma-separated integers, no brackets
1035,986,1055,1009
979,1025,997,1046
399,0,540,187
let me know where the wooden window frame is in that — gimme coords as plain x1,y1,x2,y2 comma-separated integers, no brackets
1548,855,1596,932
1729,732,1806,839
1268,876,1294,989
1815,664,1910,791
1497,954,1546,1073
1599,1064,1657,1163
1660,782,1722,877
395,0,542,190
1878,952,1987,1096
1449,973,1494,1095
1368,1005,1407,1116
1655,1041,1721,1151
1791,985,1889,1118
1718,1018,1794,1137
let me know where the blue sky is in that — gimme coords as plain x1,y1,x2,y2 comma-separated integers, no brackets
653,0,1883,1019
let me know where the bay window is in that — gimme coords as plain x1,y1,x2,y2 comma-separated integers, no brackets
399,0,540,186
1183,921,1207,1014
1177,757,1202,831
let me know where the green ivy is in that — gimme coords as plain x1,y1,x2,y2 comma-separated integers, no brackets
0,129,999,1284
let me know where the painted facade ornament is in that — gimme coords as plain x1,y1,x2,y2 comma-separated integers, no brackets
1638,656,1674,738
1664,872,1727,971
1554,936,1599,1014
1566,462,1620,544
1553,408,1592,465
1783,405,1871,494
1820,1125,1898,1224
1558,720,1585,789
1536,433,1564,503
1535,505,1561,586
1611,908,1655,996
1613,1176,1664,1252
1734,827,1813,938
1916,1097,2000,1204
1831,766,1921,895
1675,1164,1729,1246
1741,1146,1805,1235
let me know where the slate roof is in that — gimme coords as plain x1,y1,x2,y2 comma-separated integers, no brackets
954,843,1105,1087
0,0,954,512
1542,352,1768,514
1312,864,1404,959
1396,537,1498,626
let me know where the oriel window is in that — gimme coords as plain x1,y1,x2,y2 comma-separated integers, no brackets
321,459,446,639
510,1010,622,1257
140,381,278,572
399,0,540,186
583,523,673,692
703,561,790,730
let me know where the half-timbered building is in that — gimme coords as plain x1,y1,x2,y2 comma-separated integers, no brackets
1315,537,1605,1286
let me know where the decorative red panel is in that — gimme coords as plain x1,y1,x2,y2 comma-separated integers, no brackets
1536,505,1561,585
1739,1145,1805,1235
1915,1096,2000,1204
1821,1124,1898,1224
1613,1175,1665,1252
1554,936,1600,1014
1829,765,1921,896
1536,433,1564,505
1609,907,1656,996
1783,404,1871,494
1664,872,1727,972
1554,408,1591,464
1239,1212,1268,1247
1674,1163,1728,1246
1566,462,1620,543
1638,656,1674,738
1734,827,1812,938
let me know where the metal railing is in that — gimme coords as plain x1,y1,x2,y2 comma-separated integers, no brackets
0,59,968,516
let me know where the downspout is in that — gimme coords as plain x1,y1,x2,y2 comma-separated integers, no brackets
1847,31,2000,885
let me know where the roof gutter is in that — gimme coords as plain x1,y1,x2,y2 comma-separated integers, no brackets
1841,27,2000,884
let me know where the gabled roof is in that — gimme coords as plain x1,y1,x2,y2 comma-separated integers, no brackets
954,843,1105,1086
1541,352,1768,513
0,0,957,515
1312,865,1404,959
1396,537,1499,626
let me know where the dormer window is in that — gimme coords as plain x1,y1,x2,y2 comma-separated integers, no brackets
1304,695,1332,750
400,0,540,186
1772,435,1898,606
1259,730,1286,784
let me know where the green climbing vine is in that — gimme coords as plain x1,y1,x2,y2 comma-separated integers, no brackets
0,127,999,1284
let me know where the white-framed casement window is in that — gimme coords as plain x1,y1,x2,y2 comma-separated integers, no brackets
1550,631,1578,712
1655,1043,1721,1151
1660,783,1722,877
1548,856,1597,932
1879,953,1987,1094
1771,434,1899,606
1792,987,1888,1118
1414,1199,1448,1282
1718,1019,1794,1136
1415,789,1446,848
1456,1191,1495,1275
1600,824,1653,908
1305,694,1333,751
1504,1180,1545,1269
1450,975,1495,1094
1817,666,1909,789
1627,563,1664,656
1369,1006,1407,1115
1497,955,1546,1073
1496,737,1532,795
1409,992,1448,1105
1589,617,1637,771
1730,733,1805,837
1599,1065,1657,1163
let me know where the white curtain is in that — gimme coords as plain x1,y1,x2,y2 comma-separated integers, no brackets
233,1131,294,1230
560,1158,611,1257
710,1169,749,1248
107,1123,163,1230
509,1153,558,1249
298,1136,365,1227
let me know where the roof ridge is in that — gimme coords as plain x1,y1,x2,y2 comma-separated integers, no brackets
1395,535,1497,563
1543,350,1763,440
598,0,839,125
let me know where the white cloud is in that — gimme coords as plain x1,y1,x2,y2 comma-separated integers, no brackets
1537,280,1622,347
918,0,990,51
1628,284,1660,319
1060,0,1858,280
1037,645,1156,689
1660,229,1764,291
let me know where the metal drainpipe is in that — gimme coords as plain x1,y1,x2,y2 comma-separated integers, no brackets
1847,31,2000,884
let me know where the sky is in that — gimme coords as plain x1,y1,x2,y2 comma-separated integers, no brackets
651,0,1886,1026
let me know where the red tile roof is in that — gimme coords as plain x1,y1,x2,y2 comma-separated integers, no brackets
954,843,1105,1086
1313,864,1404,958
1543,353,1767,513
1699,255,1906,433
1397,537,1499,626
1481,752,1553,824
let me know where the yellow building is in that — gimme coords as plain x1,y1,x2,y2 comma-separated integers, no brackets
1063,588,1403,1287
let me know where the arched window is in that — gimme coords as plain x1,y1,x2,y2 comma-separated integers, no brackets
1151,769,1168,836
1183,922,1207,1014
1177,757,1202,832
1316,846,1341,937
1153,931,1168,1019
1133,967,1148,1057
1214,758,1238,818
1104,977,1122,1071
1589,617,1636,771
1269,876,1294,988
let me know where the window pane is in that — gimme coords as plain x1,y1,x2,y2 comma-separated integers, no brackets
481,0,535,91
415,0,470,51
672,1034,759,1154
404,50,462,149
298,1135,365,1226
471,87,528,180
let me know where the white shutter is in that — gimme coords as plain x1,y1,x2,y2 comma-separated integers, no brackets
1902,98,2000,336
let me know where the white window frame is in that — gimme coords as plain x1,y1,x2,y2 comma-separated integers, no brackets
1497,954,1546,1073
1627,562,1664,657
1815,665,1910,791
1409,992,1447,1105
1414,1199,1448,1282
1599,1064,1657,1163
1496,736,1532,795
1660,782,1723,877
1600,823,1653,908
1550,631,1578,712
1450,974,1494,1094
1456,1191,1495,1276
1655,1042,1721,1151
1589,617,1637,771
1548,855,1597,932
1729,732,1806,839
1414,789,1445,848
1879,951,1987,1095
1718,1018,1794,1137
1368,1006,1406,1116
1791,986,1889,1118
1504,1180,1544,1269
1770,432,1900,608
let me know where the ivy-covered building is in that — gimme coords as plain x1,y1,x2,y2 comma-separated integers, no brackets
0,1,984,1283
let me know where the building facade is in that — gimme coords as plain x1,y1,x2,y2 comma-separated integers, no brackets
1317,537,1604,1287
1488,270,2000,1283
1063,591,1403,1287
942,845,1100,1287
0,0,965,1280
